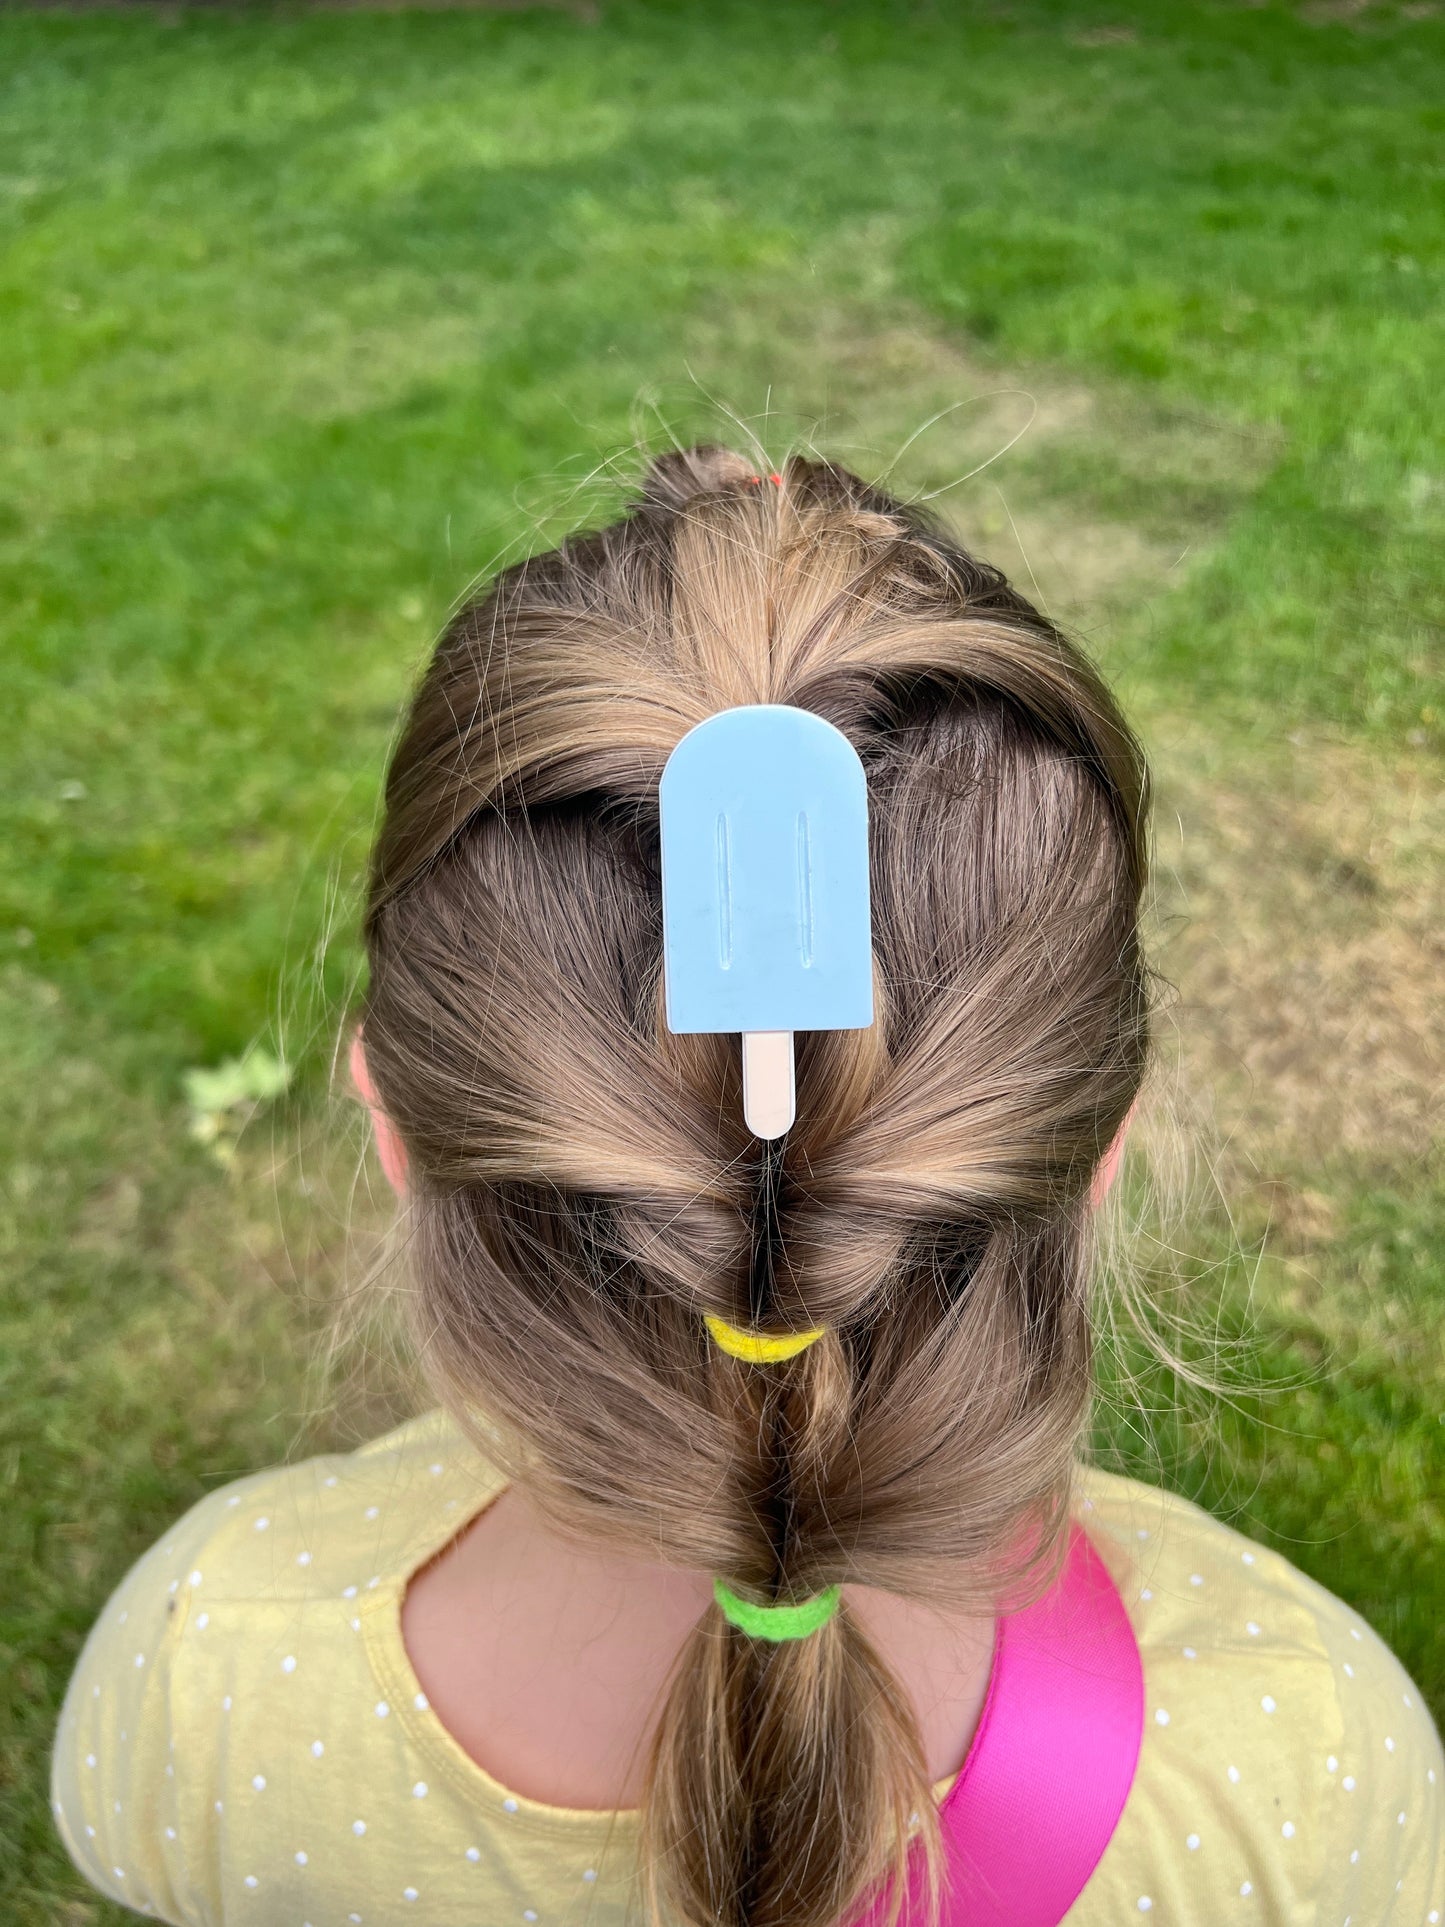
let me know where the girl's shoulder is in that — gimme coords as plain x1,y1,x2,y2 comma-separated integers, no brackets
62,1404,502,1657
155,1404,506,1599
1070,1463,1444,1921
51,1408,506,1921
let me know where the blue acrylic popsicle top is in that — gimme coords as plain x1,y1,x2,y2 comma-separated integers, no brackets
659,705,874,1035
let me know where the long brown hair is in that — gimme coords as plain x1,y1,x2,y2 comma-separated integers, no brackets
360,445,1151,1927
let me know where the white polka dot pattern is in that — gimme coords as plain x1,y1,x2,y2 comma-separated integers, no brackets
48,1413,1445,1924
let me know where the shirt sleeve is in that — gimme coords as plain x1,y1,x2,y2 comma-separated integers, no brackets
1308,1590,1445,1922
50,1488,247,1925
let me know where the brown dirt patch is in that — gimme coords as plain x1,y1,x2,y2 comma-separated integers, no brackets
1148,726,1442,1192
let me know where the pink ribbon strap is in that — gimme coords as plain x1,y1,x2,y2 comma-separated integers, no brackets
937,1521,1143,1924
860,1519,1143,1927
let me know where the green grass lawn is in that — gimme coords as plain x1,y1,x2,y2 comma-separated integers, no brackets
2,1,1442,1916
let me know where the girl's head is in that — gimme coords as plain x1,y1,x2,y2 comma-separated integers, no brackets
360,446,1151,1927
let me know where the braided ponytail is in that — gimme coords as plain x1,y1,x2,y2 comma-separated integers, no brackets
362,447,1150,1925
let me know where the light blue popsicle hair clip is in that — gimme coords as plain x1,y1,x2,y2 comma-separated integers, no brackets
659,705,874,1139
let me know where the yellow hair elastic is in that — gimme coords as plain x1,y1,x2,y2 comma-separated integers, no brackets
704,1315,826,1365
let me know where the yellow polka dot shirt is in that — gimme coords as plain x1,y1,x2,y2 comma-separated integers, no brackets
53,1410,1444,1925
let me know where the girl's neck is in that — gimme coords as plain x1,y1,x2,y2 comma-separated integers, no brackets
401,1484,997,1810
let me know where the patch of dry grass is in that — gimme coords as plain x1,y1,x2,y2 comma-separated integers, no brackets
1152,731,1441,1180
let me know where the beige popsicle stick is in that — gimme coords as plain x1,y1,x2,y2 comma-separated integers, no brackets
741,1030,795,1139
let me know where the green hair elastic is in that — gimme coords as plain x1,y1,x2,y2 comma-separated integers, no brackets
712,1578,843,1642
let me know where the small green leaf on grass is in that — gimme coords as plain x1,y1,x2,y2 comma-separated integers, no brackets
183,1047,290,1163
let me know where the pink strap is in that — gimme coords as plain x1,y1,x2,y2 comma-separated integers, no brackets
859,1520,1143,1927
936,1521,1143,1924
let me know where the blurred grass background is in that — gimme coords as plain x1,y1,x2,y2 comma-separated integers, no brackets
2,0,1441,1916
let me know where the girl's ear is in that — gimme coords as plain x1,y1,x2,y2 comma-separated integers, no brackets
1090,1104,1135,1211
349,1029,409,1198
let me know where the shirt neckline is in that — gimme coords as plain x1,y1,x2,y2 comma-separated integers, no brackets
363,1477,630,1833
360,1460,1138,1874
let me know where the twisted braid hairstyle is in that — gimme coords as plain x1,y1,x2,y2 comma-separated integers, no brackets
361,446,1151,1927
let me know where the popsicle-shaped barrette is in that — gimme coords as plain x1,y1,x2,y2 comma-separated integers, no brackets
659,706,874,1138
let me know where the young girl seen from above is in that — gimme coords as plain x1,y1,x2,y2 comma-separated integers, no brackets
54,448,1444,1925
